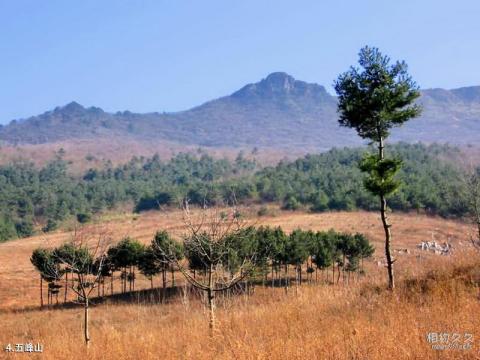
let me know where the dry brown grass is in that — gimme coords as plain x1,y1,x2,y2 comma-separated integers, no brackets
0,138,302,173
0,208,471,309
0,209,479,359
1,256,479,359
0,208,472,310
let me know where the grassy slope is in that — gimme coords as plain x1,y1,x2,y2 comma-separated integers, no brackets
0,208,472,310
0,209,478,359
1,254,478,359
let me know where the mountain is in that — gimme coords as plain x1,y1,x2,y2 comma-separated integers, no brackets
1,72,479,150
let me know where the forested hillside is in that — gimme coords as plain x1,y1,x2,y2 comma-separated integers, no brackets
0,143,470,242
255,143,466,216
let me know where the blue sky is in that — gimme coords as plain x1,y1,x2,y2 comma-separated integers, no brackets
1,0,479,123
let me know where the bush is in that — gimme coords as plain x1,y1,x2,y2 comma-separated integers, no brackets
310,191,329,212
134,192,173,212
15,219,34,238
43,218,58,232
282,195,300,211
0,216,17,242
76,213,92,224
257,206,269,216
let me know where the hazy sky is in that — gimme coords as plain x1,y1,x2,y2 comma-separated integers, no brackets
1,0,479,123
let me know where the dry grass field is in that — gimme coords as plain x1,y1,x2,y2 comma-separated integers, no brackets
0,138,304,173
0,208,479,359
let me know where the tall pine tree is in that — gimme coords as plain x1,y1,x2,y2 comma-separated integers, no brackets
334,46,421,290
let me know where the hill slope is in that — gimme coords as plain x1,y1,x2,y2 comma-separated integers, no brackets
1,72,479,149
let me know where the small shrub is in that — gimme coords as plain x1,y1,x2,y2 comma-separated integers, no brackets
43,219,58,232
76,213,92,224
282,195,300,211
257,206,269,216
15,220,34,238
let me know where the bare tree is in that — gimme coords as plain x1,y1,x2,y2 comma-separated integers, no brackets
154,201,257,333
53,226,112,346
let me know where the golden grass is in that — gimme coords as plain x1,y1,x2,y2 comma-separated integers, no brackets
0,256,479,359
0,208,471,310
0,209,478,359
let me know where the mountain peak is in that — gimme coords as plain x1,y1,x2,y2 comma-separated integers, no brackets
53,101,86,115
263,72,296,89
64,101,84,111
232,72,328,99
51,102,105,116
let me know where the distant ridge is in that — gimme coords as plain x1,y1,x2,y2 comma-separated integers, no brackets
1,73,479,149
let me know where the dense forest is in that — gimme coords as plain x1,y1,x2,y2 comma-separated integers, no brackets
0,143,470,242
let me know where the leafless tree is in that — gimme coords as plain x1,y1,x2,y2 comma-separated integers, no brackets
53,225,112,346
153,200,257,333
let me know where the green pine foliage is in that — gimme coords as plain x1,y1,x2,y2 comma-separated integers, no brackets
255,143,467,216
0,143,470,242
31,227,375,298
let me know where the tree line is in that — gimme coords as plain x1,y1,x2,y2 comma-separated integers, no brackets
0,142,470,242
31,226,374,304
31,220,374,343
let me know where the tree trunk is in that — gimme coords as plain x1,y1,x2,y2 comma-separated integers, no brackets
332,263,335,284
381,193,395,290
379,137,395,290
207,287,215,333
40,276,43,308
129,266,133,292
271,263,275,287
162,269,166,302
294,266,299,296
84,298,90,346
64,272,68,303
207,264,215,334
132,268,135,291
171,268,175,287
298,264,302,285
263,265,267,287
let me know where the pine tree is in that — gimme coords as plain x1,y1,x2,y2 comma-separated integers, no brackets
334,46,421,290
